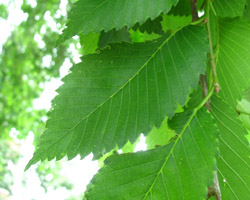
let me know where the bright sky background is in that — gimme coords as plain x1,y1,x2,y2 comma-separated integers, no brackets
0,0,146,199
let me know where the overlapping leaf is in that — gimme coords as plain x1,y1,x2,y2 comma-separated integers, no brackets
211,96,250,200
84,108,219,200
162,14,192,32
146,117,175,150
57,0,179,45
98,28,131,49
26,26,208,170
212,0,246,17
80,32,100,55
217,19,250,107
133,16,164,35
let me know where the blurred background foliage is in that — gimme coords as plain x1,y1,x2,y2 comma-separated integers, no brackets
0,0,77,197
0,0,74,139
0,0,250,199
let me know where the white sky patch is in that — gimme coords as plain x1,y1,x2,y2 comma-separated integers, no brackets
33,78,62,110
27,0,37,8
76,42,81,49
40,24,46,34
55,0,68,18
33,57,73,110
69,43,82,63
134,134,147,152
61,154,99,195
34,33,46,49
60,58,72,77
44,11,59,33
9,128,21,144
198,11,205,17
42,55,52,68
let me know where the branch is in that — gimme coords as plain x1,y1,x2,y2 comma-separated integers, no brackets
190,0,199,21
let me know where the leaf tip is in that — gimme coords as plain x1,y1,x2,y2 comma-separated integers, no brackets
56,36,63,47
24,154,41,171
24,159,34,171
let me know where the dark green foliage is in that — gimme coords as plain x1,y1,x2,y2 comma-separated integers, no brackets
98,28,132,49
26,26,209,169
132,16,164,34
21,0,250,199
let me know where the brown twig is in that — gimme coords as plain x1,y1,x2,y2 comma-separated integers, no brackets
199,74,210,110
190,0,210,109
190,0,199,21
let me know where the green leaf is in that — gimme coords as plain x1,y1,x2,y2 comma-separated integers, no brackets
162,14,192,32
26,26,208,170
209,10,218,47
80,32,100,55
244,88,250,101
237,88,250,131
129,30,162,43
217,19,250,107
98,28,131,49
121,138,139,153
238,100,250,131
133,16,164,35
57,0,179,45
211,96,250,200
244,0,250,19
85,108,219,199
146,117,176,149
98,138,139,167
212,0,246,17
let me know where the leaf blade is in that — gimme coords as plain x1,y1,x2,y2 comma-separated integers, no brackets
26,26,208,170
